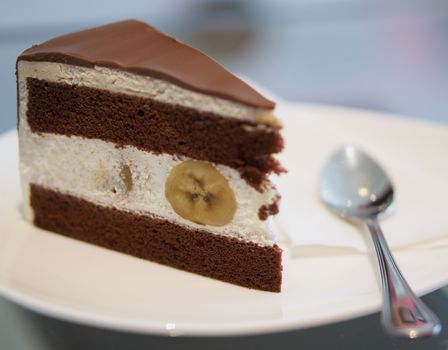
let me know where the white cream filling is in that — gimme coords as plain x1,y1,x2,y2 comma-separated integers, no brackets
19,130,277,246
17,65,278,246
18,60,271,121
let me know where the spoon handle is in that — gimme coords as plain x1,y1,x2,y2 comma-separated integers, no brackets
366,219,441,338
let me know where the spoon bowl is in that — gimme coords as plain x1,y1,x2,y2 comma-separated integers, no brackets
320,145,394,220
320,145,441,338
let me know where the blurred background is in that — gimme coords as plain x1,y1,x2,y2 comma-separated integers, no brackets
1,0,448,135
1,0,448,349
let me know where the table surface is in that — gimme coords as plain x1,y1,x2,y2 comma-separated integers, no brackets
1,1,447,349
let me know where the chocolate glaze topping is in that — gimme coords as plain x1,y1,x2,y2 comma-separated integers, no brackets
18,20,275,109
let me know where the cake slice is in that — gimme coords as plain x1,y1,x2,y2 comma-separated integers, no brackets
17,20,284,292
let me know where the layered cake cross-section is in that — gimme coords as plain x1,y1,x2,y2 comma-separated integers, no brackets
17,20,285,292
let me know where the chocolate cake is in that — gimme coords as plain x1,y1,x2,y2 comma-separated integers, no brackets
16,20,284,292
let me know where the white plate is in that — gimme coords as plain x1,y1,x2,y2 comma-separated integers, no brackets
1,103,448,336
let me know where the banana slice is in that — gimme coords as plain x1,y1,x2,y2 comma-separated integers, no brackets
165,160,237,226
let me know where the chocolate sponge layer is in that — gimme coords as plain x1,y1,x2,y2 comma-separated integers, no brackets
26,78,284,190
30,184,283,292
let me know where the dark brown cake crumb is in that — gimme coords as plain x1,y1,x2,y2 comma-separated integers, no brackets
30,184,283,292
26,78,284,191
258,195,281,221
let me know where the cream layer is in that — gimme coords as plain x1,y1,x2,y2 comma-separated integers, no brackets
18,60,275,122
19,130,277,246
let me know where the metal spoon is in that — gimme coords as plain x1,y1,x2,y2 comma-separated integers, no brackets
319,145,441,338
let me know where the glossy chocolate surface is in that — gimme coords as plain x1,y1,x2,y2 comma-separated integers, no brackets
19,20,275,108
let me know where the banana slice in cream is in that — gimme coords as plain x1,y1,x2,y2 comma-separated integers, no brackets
165,160,237,226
